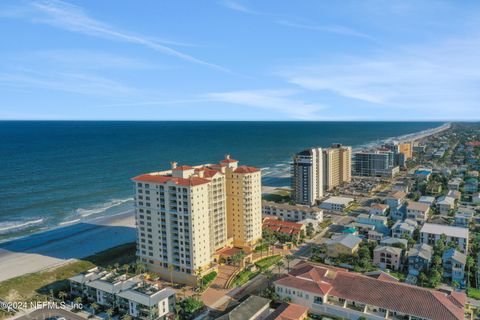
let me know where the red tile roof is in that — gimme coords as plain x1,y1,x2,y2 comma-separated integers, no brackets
173,165,193,170
220,158,239,163
271,303,309,320
132,174,210,186
234,165,260,173
466,141,480,147
275,262,465,320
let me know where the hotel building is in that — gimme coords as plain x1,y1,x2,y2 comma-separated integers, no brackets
292,148,323,206
352,150,399,178
323,144,352,191
131,155,262,285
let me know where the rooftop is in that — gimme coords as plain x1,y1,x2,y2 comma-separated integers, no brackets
420,223,469,239
275,262,465,320
407,201,431,212
217,295,271,320
321,196,354,206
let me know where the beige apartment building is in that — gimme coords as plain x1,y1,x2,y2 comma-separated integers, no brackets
131,155,262,285
323,144,352,191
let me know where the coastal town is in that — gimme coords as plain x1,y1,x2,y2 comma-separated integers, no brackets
1,122,480,320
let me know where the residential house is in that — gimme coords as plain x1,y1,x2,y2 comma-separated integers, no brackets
447,190,461,201
448,177,462,191
437,196,456,215
263,217,305,241
420,223,469,253
262,201,324,222
415,168,432,181
325,234,362,258
380,237,408,249
116,283,176,319
442,248,466,287
464,178,478,193
407,243,433,276
367,230,384,242
455,208,474,228
369,203,389,216
274,262,466,320
473,193,480,204
385,191,406,209
418,196,435,206
391,219,417,239
355,214,389,235
373,246,403,271
406,201,431,223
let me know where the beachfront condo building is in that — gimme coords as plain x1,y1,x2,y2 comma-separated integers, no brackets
131,155,262,285
352,150,399,178
292,147,323,206
322,144,352,191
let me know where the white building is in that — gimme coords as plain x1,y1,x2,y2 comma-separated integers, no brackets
292,147,323,206
406,201,431,223
117,284,176,319
319,196,354,212
418,196,435,206
420,223,469,253
262,201,323,222
437,196,456,215
391,219,417,239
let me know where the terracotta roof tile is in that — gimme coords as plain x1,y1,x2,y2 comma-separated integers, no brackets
234,165,260,173
132,174,210,187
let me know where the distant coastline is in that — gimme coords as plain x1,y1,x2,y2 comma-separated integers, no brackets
0,121,447,242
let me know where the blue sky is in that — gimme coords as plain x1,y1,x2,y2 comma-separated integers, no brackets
1,0,480,120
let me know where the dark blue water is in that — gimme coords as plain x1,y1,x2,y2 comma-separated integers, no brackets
0,121,444,239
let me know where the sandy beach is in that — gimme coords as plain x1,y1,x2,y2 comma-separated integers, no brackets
0,211,135,282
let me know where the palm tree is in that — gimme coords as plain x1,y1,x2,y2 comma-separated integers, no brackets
106,308,114,320
180,287,187,299
73,296,82,309
122,263,130,276
114,262,120,271
263,269,273,286
285,255,294,272
258,239,265,258
121,313,132,320
135,260,146,275
49,289,54,300
58,291,67,302
91,302,99,316
275,260,285,273
195,267,203,288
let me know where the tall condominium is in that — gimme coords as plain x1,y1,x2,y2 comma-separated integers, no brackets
323,144,352,191
131,155,262,285
291,148,323,206
353,150,399,178
398,142,413,159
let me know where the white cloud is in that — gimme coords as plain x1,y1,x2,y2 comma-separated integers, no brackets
0,69,136,96
26,0,230,72
277,20,375,40
220,0,256,14
280,34,480,116
205,89,325,119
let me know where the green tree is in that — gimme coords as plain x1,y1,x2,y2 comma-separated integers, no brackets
285,254,294,272
263,269,273,286
135,260,146,275
91,303,99,316
275,260,285,273
58,291,67,302
106,308,114,320
121,314,132,320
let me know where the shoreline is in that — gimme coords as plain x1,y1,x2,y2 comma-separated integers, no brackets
0,210,135,283
0,122,450,283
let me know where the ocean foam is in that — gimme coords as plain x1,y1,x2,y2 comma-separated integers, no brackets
76,198,133,217
0,218,45,234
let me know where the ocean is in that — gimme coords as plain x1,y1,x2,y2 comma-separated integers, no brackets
0,121,444,240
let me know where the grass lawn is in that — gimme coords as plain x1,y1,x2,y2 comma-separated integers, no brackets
262,189,291,203
255,255,282,271
199,271,217,291
231,269,260,288
0,242,136,303
254,243,269,252
468,288,480,300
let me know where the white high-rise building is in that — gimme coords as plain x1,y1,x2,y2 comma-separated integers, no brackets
131,155,261,285
291,147,323,206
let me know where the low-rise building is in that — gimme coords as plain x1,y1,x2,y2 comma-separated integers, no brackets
447,190,461,201
263,217,305,241
355,214,389,235
367,230,384,242
437,196,456,215
414,168,432,181
116,283,176,319
380,237,408,248
373,246,403,271
385,191,406,209
418,196,435,206
448,177,463,191
420,223,469,253
265,303,309,320
319,196,354,212
406,201,431,222
325,234,362,258
391,219,417,239
369,203,389,216
274,262,466,320
217,295,271,320
262,201,324,222
442,248,466,287
472,192,480,204
69,269,176,319
464,178,478,193
407,243,433,276
455,208,474,228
